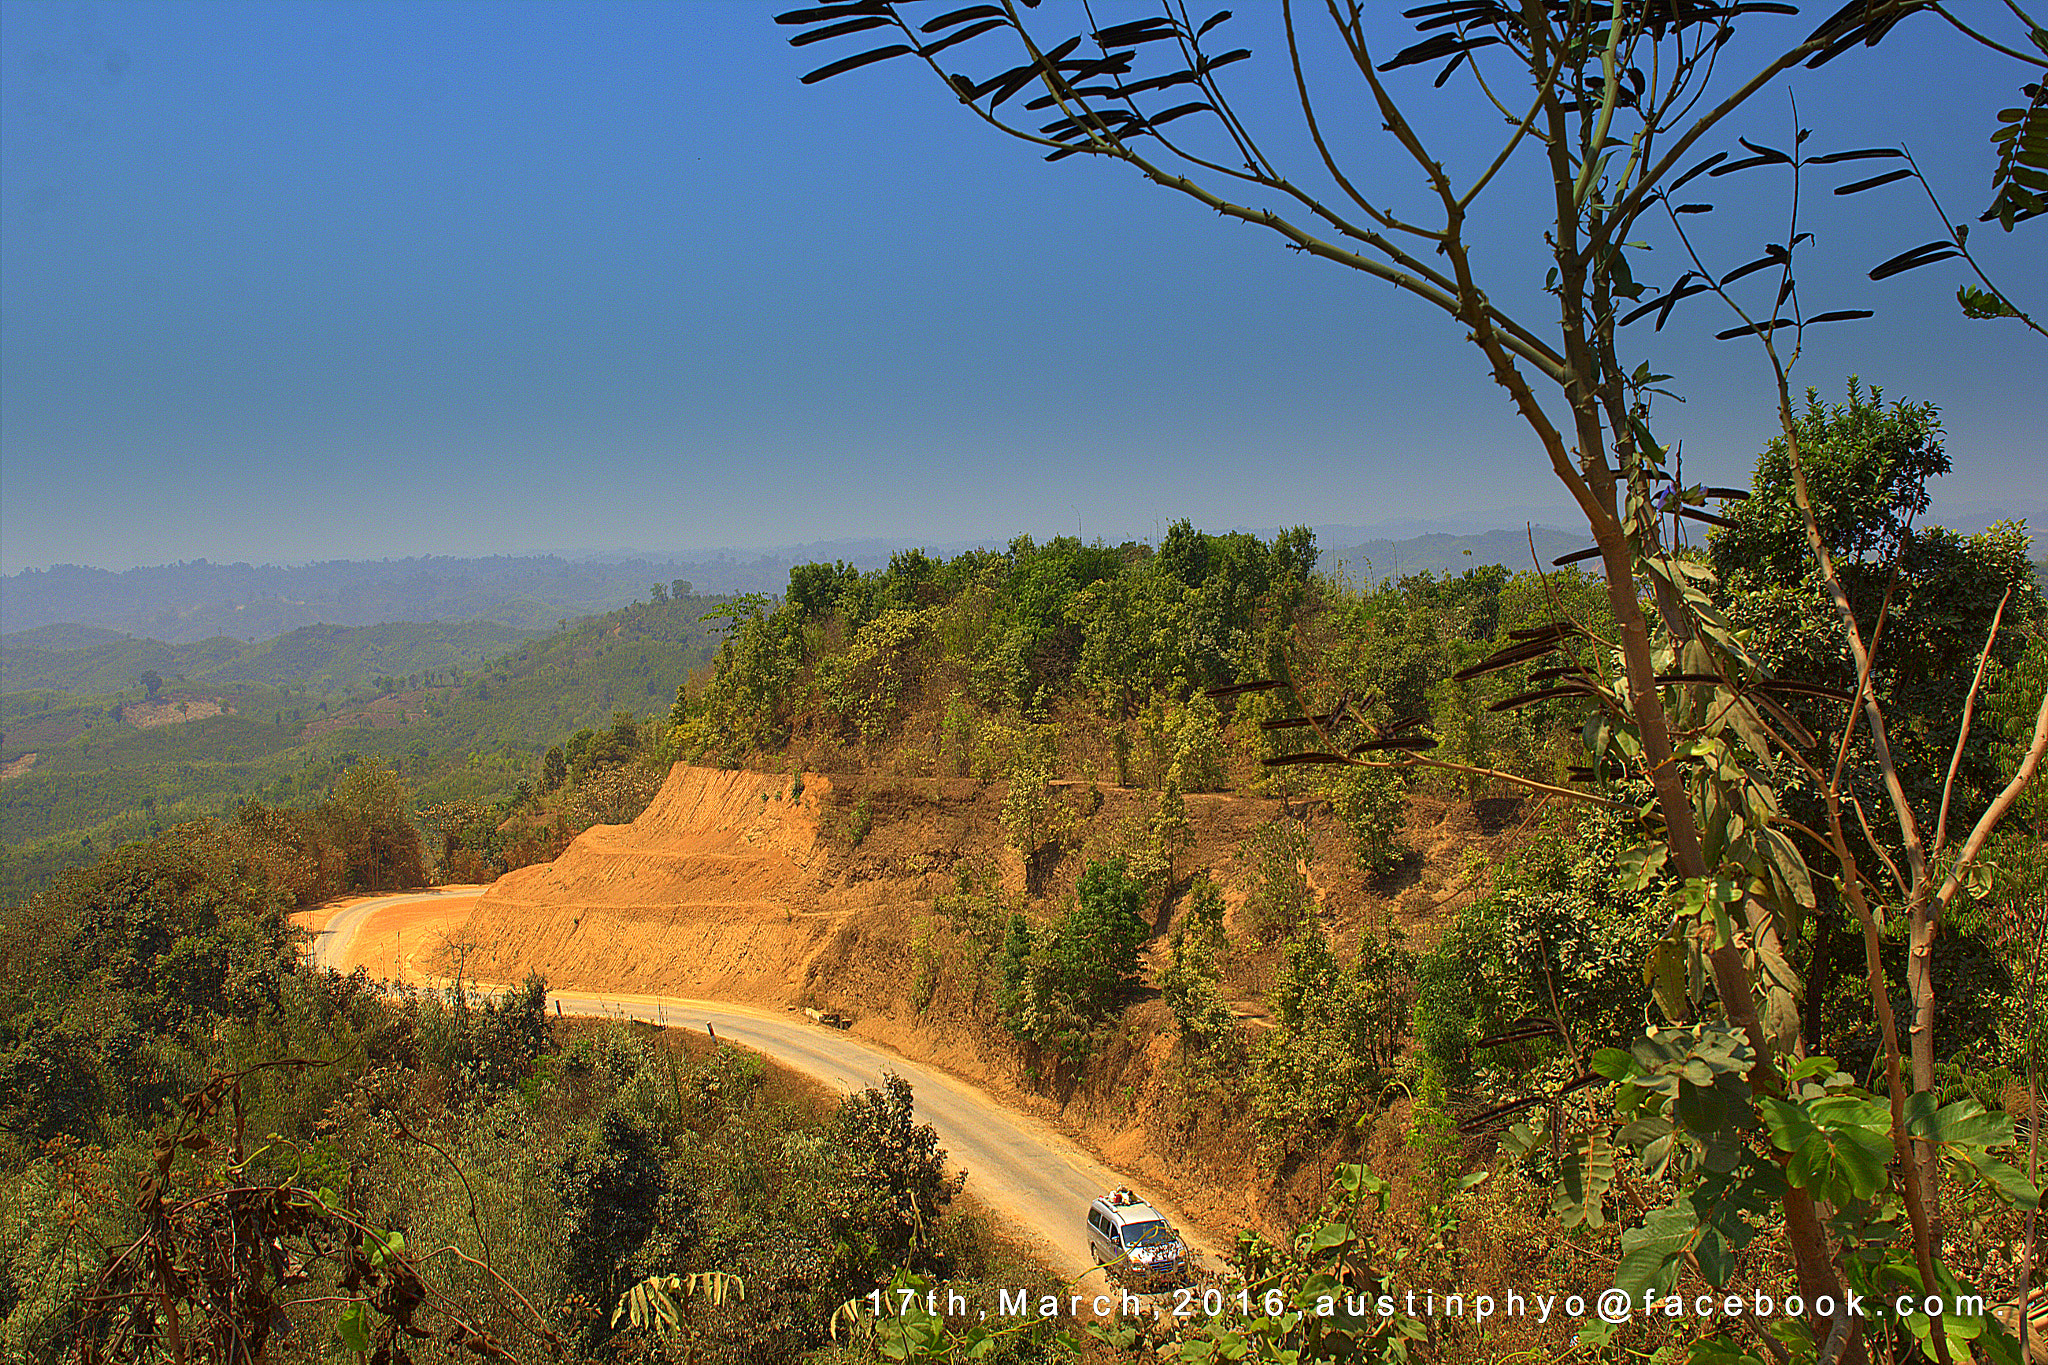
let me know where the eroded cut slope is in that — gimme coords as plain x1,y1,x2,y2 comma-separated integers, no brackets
460,765,841,997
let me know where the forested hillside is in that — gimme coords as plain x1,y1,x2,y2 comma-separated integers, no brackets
0,592,731,902
1,556,713,641
0,619,536,695
0,813,1064,1363
2,480,2043,1361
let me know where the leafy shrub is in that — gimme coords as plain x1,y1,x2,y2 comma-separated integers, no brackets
830,1074,967,1267
1413,805,1667,1090
1167,691,1227,792
937,692,974,777
1160,891,1238,1076
1239,818,1315,943
1249,919,1414,1147
815,607,931,740
909,920,941,1015
1056,859,1149,1016
1101,780,1191,911
1330,766,1406,874
994,859,1149,1069
1180,871,1226,955
567,762,665,827
557,1102,666,1307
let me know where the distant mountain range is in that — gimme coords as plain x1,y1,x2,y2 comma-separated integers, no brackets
0,555,741,643
1,619,537,696
4,526,2033,652
1327,527,1590,585
1,530,1598,647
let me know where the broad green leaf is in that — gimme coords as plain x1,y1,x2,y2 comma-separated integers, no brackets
1907,1094,2014,1150
337,1301,370,1353
1310,1222,1354,1251
1964,1150,2042,1209
1784,1054,1841,1086
1808,1095,1890,1132
1761,1097,1818,1153
1614,1203,1694,1298
1675,1079,1729,1134
1700,1124,1746,1174
1686,1334,1769,1364
1759,827,1815,908
1788,1124,1890,1202
1617,841,1669,892
1647,935,1689,1022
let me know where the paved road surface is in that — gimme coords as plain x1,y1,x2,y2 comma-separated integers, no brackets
308,891,1223,1283
307,885,488,976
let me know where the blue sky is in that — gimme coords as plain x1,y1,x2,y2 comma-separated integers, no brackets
2,0,2041,573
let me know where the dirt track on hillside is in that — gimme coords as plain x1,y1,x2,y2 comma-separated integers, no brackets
305,762,1534,1276
297,885,488,976
307,882,1221,1283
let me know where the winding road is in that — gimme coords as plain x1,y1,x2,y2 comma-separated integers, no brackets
308,890,1223,1284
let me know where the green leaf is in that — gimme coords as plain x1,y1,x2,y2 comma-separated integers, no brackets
1699,1124,1746,1174
1552,1131,1617,1229
1907,1094,2014,1150
1686,1158,1782,1287
1808,1094,1890,1131
1647,935,1689,1022
337,1301,370,1353
1784,1054,1841,1087
1964,1150,2042,1209
1615,1203,1694,1299
1758,827,1814,908
1674,1079,1729,1135
1591,1047,1640,1082
1958,284,2021,318
1617,840,1669,892
1687,1334,1771,1364
1759,1095,1817,1153
1787,1122,1890,1203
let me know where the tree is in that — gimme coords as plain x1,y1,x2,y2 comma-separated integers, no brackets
1710,386,2044,1070
139,670,161,700
1056,857,1149,1016
1251,920,1413,1145
1329,765,1405,875
778,5,2048,1358
324,760,426,893
996,752,1064,891
831,1074,965,1266
557,1103,665,1309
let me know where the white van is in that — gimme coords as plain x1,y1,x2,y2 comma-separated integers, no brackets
1085,1188,1188,1289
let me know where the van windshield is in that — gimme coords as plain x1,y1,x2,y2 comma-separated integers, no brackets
1120,1220,1174,1248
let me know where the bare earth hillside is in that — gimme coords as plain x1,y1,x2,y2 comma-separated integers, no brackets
436,761,1545,1250
463,766,842,996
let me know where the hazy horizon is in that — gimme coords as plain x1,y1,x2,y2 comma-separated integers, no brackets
4,3,2041,575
